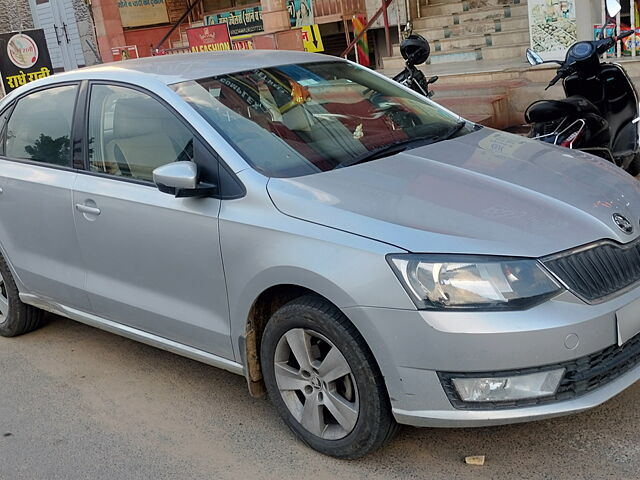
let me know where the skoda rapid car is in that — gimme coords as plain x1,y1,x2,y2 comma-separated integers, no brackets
1,51,640,458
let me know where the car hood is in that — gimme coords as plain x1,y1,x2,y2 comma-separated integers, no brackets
267,128,640,257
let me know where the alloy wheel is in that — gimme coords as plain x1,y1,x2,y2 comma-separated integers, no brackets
273,328,359,440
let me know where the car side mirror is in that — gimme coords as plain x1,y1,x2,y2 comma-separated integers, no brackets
606,0,621,18
153,161,217,198
526,48,544,66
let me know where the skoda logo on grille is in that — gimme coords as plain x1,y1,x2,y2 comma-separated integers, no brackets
613,213,634,235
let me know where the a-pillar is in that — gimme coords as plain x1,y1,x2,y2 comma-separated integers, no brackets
261,0,290,34
91,0,127,62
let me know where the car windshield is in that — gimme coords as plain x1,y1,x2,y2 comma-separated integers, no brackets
171,61,472,178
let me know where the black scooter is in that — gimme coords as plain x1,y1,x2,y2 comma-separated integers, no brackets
525,0,640,173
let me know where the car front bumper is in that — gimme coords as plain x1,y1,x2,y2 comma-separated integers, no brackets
343,286,640,428
390,360,640,427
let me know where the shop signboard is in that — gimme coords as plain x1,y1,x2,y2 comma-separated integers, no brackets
118,0,169,28
0,29,53,94
232,38,255,50
205,6,264,37
187,24,232,52
300,24,323,52
204,0,313,36
111,45,140,61
528,0,577,60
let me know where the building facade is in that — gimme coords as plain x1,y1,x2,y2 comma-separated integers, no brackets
88,0,376,62
0,0,99,71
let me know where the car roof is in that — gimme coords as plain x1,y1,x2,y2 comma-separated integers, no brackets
58,50,341,85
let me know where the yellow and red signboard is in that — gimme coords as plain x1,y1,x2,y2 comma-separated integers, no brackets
186,24,232,52
300,24,323,52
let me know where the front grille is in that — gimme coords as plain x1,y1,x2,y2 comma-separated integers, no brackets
543,238,640,302
439,331,640,410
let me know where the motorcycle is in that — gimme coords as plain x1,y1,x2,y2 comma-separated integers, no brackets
525,0,640,173
392,24,439,98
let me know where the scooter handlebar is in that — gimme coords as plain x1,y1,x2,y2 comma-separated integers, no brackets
596,31,635,54
546,69,567,90
617,30,635,40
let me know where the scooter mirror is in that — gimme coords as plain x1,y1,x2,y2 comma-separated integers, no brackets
606,0,621,18
526,48,544,66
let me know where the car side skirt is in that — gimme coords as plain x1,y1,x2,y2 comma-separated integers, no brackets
19,293,245,376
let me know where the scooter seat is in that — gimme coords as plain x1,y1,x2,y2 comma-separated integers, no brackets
525,96,600,123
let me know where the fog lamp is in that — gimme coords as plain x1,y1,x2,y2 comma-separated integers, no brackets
452,368,565,402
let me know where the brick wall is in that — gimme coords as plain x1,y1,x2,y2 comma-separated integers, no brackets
166,0,190,23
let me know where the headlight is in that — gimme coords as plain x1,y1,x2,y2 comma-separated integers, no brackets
387,254,562,310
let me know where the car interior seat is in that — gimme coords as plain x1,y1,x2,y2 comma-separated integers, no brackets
105,97,182,181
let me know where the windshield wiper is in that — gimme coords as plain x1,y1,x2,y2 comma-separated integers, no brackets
430,119,467,143
335,120,467,170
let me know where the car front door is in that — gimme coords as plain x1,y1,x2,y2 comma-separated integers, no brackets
72,83,233,358
0,83,90,311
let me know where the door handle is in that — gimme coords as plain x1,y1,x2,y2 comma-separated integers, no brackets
75,203,101,216
53,24,62,45
62,23,70,43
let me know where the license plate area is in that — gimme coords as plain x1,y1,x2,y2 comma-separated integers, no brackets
616,296,640,346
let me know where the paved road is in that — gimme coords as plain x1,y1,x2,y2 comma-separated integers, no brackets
1,314,639,480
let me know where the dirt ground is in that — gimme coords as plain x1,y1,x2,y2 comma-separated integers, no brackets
1,313,639,479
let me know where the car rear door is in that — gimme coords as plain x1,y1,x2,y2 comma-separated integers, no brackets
72,82,233,359
0,83,90,311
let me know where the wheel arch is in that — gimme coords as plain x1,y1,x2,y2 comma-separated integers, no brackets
241,282,389,400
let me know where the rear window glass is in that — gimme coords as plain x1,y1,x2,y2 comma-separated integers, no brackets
4,85,78,166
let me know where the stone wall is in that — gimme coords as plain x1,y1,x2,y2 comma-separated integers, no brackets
0,0,34,33
71,0,100,65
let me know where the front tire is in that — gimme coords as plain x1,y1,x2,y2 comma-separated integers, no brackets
261,295,397,458
0,253,44,337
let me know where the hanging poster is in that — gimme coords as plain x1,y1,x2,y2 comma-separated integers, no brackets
287,0,313,27
528,0,577,60
0,29,53,94
111,45,140,61
118,0,169,28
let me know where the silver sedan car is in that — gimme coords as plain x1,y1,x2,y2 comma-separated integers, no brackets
1,51,640,458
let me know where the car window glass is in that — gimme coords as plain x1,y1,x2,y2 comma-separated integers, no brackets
5,85,78,166
88,85,195,182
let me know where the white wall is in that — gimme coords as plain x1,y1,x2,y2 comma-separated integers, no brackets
365,0,407,28
576,0,602,41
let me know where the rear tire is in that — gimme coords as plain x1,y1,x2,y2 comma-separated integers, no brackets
261,294,397,459
0,253,44,337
